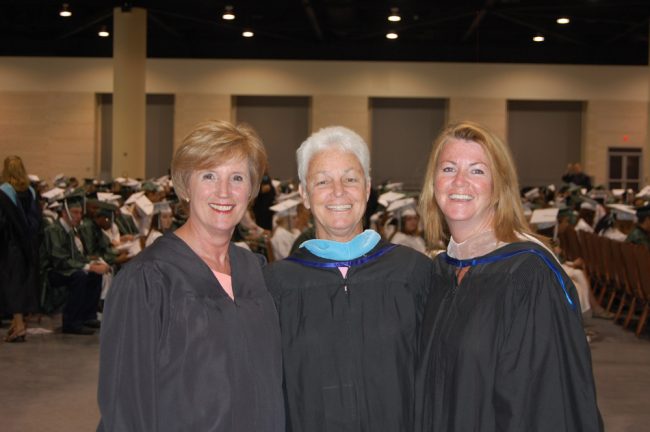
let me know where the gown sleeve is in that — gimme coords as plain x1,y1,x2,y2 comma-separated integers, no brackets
97,261,166,432
493,257,603,432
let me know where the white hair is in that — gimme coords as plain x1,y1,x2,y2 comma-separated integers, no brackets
296,126,371,189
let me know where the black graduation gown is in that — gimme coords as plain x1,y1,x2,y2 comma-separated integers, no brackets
97,232,284,432
416,241,603,432
0,186,41,314
264,240,433,432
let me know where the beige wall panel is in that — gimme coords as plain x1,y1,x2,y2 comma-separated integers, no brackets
174,94,233,151
448,98,507,140
1,58,646,101
0,91,95,182
584,100,648,185
311,95,370,143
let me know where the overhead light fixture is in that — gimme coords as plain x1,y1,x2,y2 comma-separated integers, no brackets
222,5,235,20
388,7,401,22
532,34,545,42
59,3,71,17
386,31,398,40
98,25,110,38
242,29,254,38
556,16,570,25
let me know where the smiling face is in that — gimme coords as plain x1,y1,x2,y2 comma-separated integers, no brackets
186,157,252,236
434,138,494,242
300,147,370,242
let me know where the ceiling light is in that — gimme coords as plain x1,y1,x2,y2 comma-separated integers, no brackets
98,26,110,38
222,5,235,20
532,34,544,42
556,17,570,25
388,7,401,22
59,3,71,17
386,31,398,40
242,29,254,38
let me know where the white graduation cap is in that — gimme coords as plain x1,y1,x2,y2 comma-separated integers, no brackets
153,201,173,214
125,191,154,215
636,185,650,198
41,187,65,201
524,187,540,200
270,198,301,216
28,174,40,183
607,203,637,221
155,175,170,186
271,179,281,189
612,188,625,198
530,208,559,225
383,182,404,192
124,178,141,188
580,197,598,211
386,197,417,214
125,191,144,205
114,177,126,184
378,191,405,207
97,192,122,205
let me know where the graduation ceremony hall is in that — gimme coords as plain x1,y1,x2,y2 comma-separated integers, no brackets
2,1,650,431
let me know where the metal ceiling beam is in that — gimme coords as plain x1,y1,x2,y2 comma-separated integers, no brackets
302,0,324,41
462,0,496,42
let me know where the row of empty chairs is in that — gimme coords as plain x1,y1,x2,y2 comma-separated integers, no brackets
559,227,650,337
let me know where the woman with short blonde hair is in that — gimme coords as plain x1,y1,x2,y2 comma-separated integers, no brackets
98,120,284,432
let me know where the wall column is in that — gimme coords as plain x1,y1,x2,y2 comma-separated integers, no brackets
112,7,146,179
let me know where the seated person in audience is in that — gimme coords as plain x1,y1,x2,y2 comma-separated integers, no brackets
269,199,306,261
142,201,174,248
389,206,427,254
115,201,139,238
41,192,109,334
79,201,129,268
595,211,629,242
626,204,650,249
554,209,614,319
574,201,596,232
289,204,315,255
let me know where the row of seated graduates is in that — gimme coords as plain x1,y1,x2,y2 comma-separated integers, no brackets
35,176,184,333
523,182,650,337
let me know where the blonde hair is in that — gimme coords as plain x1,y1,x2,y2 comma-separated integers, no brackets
2,155,30,192
419,121,534,245
171,120,267,201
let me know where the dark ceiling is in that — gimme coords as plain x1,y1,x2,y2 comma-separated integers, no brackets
2,0,649,65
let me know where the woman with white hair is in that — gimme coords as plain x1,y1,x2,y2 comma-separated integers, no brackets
264,126,434,432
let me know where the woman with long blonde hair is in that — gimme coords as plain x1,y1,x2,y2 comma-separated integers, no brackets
0,156,42,342
416,122,602,431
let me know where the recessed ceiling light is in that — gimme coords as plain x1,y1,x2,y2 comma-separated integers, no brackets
222,5,235,21
242,29,254,38
386,32,398,40
557,17,570,25
98,26,110,38
59,3,71,17
533,34,545,42
388,7,401,22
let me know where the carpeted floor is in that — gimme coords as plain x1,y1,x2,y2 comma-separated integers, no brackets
0,315,648,431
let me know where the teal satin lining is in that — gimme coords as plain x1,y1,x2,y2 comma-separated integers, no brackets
300,229,381,261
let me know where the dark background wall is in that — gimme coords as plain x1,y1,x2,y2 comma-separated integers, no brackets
508,100,583,188
370,98,446,190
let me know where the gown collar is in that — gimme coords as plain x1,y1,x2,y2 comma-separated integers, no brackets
447,229,507,260
300,229,381,261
